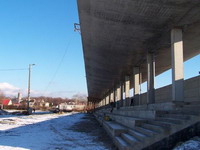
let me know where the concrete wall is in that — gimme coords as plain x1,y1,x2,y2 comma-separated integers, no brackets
138,75,200,104
184,76,200,102
155,85,172,103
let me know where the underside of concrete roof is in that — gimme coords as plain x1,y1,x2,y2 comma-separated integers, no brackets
77,0,200,101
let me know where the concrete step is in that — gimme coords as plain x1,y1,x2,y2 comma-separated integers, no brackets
179,108,200,115
157,113,192,120
156,110,200,116
112,109,156,119
184,101,200,105
141,123,166,133
134,126,157,137
146,120,175,129
155,117,184,124
128,129,148,141
107,113,144,129
183,105,200,109
114,136,131,150
103,121,127,136
121,133,140,146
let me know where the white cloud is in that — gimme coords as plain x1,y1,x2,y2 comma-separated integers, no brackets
0,82,87,98
0,82,21,97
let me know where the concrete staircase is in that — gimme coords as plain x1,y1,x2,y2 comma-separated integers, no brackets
94,102,200,150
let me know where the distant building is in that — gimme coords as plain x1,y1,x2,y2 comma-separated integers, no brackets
29,99,36,107
17,92,22,103
59,102,75,111
58,102,86,111
12,92,23,107
44,102,50,107
12,99,21,107
2,99,12,106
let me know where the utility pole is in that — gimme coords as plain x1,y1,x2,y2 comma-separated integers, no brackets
27,64,35,114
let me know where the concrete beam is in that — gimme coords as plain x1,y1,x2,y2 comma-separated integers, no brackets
147,53,155,104
171,28,184,102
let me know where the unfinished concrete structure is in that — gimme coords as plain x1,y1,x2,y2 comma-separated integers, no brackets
77,0,200,149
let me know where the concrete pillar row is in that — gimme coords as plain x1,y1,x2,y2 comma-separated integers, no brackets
125,76,130,106
171,28,184,102
133,67,140,105
147,52,155,104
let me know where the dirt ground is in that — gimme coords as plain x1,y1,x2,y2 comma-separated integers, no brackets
69,113,116,150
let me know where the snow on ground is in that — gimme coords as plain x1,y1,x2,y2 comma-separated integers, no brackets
173,137,200,150
0,111,109,150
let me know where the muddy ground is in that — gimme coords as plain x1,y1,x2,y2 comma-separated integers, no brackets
69,113,116,150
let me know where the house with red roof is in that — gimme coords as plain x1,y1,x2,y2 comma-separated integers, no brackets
2,99,12,106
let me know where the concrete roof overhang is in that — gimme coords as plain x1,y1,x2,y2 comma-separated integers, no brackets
77,0,200,102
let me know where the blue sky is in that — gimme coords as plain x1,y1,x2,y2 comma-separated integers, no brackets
0,0,87,98
0,0,199,98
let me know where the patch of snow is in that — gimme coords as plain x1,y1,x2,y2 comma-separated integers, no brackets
0,112,108,150
173,137,200,150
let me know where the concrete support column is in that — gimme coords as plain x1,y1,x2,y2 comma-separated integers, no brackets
110,91,114,102
108,93,111,104
117,85,121,108
106,95,109,105
139,72,142,105
93,102,95,108
104,97,106,106
147,52,155,104
120,82,124,107
134,67,140,105
114,88,116,103
171,28,184,102
125,76,130,106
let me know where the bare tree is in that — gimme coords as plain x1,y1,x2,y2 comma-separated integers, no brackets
72,93,87,104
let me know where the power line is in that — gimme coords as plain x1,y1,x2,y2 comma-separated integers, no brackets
43,33,75,94
0,68,28,71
